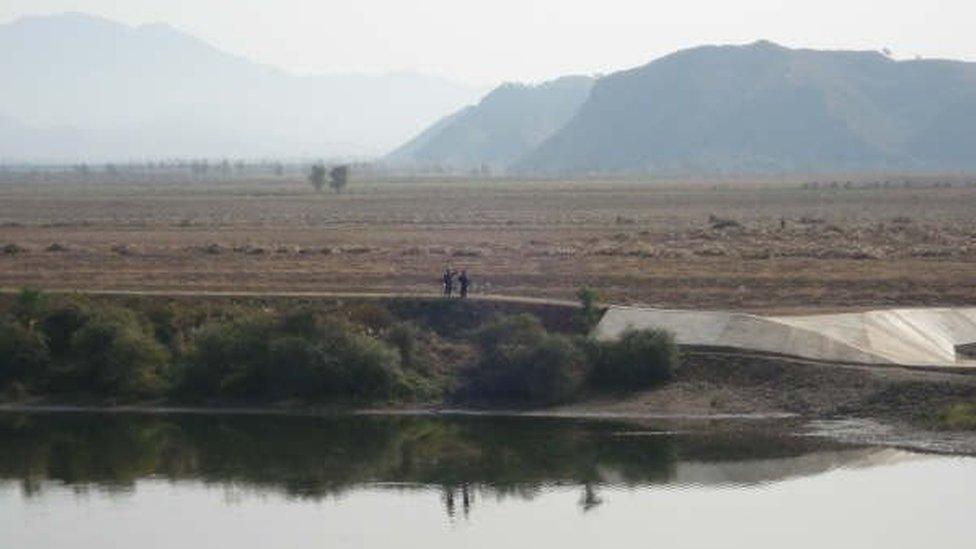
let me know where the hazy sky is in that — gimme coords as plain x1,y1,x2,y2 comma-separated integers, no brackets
2,0,973,85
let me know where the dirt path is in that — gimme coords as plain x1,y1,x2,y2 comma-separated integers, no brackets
0,287,581,308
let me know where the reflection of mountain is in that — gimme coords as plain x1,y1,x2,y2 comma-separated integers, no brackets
0,413,902,506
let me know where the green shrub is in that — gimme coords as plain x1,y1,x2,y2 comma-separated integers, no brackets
278,307,327,339
182,311,404,402
345,303,396,333
0,319,50,389
937,403,976,430
40,300,90,357
575,286,602,332
386,322,419,370
461,315,587,404
69,307,172,398
263,336,328,399
588,329,678,389
10,288,47,330
181,313,275,397
323,327,402,400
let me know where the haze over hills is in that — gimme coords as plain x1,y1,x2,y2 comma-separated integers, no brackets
385,76,594,171
0,12,486,161
517,41,976,175
5,14,976,175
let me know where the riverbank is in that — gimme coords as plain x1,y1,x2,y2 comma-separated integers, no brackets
3,289,976,455
4,347,976,455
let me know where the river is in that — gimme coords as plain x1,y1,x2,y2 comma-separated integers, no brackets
0,412,972,548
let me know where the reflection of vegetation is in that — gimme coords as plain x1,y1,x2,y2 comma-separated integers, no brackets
0,412,854,516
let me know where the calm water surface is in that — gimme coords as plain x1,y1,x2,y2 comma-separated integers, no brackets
0,412,972,548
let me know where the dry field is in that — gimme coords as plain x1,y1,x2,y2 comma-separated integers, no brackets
1,176,975,312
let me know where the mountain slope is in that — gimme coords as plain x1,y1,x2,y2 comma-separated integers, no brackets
516,41,976,174
0,13,484,160
386,76,594,170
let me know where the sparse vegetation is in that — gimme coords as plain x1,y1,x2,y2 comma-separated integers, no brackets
2,177,975,310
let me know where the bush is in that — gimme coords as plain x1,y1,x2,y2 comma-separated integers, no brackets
40,300,90,357
263,336,329,399
69,307,172,398
345,303,396,333
386,322,419,370
182,311,404,402
180,313,275,397
278,307,327,339
461,315,587,404
575,286,602,331
937,403,976,430
10,288,47,330
588,329,678,389
0,319,50,389
327,331,402,400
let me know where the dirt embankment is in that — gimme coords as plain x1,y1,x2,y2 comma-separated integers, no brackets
556,349,976,453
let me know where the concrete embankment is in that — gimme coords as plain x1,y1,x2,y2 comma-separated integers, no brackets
595,306,976,368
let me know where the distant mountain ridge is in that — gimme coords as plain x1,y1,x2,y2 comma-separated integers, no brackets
0,13,485,160
516,41,976,174
385,76,594,171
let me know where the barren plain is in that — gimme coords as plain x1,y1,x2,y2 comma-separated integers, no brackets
1,176,975,312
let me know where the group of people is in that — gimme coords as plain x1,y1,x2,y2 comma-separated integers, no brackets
442,267,470,298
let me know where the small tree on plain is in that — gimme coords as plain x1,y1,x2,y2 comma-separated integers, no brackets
329,165,349,193
308,163,327,193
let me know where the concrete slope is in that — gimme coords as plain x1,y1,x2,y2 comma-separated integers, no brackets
771,309,976,366
594,306,976,367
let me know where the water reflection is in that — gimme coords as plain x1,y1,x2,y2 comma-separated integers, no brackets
0,411,907,515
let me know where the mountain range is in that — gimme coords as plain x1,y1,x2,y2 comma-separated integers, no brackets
386,76,593,171
5,13,976,174
0,13,485,161
392,41,976,175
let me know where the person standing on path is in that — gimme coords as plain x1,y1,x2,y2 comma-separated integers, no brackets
443,268,455,297
458,270,469,298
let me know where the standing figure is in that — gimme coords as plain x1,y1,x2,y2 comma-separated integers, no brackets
458,269,469,298
443,268,455,297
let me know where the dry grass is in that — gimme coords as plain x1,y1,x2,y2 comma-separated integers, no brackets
1,176,975,312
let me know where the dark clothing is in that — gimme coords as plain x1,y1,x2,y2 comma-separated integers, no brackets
443,271,454,297
458,273,469,298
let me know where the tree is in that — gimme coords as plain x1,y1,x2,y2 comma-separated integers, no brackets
308,163,327,192
329,165,349,193
575,286,602,331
